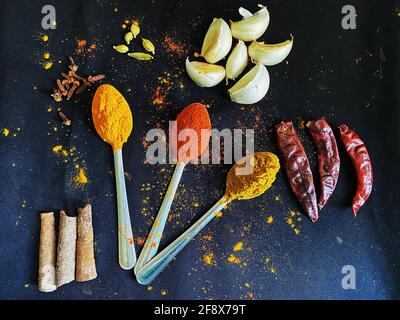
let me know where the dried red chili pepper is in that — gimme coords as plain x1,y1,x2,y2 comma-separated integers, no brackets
307,118,340,209
338,124,373,216
275,121,319,222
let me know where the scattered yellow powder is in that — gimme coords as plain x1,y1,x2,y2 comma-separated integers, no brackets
227,254,241,264
287,218,293,225
2,128,9,137
122,24,127,29
161,289,167,296
193,202,199,207
270,266,277,273
247,292,254,299
266,216,273,224
44,62,53,70
203,252,214,265
233,242,243,251
147,286,153,291
52,145,62,153
265,257,270,263
244,283,250,288
294,228,300,235
61,149,68,157
43,52,50,59
275,195,281,201
299,120,305,129
41,35,49,42
215,211,223,218
290,210,296,216
75,168,88,185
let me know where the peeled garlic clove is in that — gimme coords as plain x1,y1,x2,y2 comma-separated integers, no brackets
201,18,232,64
230,5,270,41
226,40,248,81
228,63,270,104
249,36,293,66
186,57,225,87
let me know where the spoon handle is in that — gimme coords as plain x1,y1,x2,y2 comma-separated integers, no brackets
134,162,186,274
113,149,137,270
136,196,228,285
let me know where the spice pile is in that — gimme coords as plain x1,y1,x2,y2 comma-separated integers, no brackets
38,204,97,292
50,57,105,102
113,20,156,61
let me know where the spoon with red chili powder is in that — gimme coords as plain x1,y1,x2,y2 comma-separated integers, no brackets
134,103,211,274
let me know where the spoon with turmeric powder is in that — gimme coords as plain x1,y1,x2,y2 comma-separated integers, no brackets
92,84,136,270
135,152,280,284
134,103,211,274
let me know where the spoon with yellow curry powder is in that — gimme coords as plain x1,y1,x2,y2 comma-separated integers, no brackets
134,103,211,275
92,84,136,269
135,152,280,284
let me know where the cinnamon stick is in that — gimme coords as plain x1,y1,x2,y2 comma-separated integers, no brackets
56,211,77,287
76,204,97,281
38,212,57,292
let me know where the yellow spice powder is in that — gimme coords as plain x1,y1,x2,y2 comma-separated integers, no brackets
75,168,88,185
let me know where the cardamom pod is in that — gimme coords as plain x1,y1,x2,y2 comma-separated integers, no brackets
130,23,140,38
127,52,154,61
124,32,134,45
142,38,155,54
113,45,129,53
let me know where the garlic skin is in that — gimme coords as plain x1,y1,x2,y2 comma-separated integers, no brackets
230,5,270,42
201,18,232,64
226,40,248,81
249,36,293,66
186,58,226,87
228,64,270,104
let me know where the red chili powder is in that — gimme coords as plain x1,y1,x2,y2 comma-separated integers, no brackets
163,34,186,56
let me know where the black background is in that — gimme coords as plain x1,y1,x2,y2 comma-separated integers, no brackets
0,0,399,299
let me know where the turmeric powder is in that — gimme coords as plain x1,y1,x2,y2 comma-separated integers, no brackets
92,84,133,150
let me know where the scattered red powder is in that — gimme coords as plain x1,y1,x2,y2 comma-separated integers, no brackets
163,34,186,56
152,86,165,106
136,237,145,246
76,40,96,55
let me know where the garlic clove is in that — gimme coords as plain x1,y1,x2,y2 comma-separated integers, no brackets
238,7,253,18
230,5,270,42
201,18,232,64
186,57,226,87
228,63,270,104
248,36,293,66
226,40,248,82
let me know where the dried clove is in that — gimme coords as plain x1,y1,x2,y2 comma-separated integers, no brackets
67,80,80,100
59,111,71,126
87,74,105,84
56,79,68,96
50,57,105,102
51,89,63,102
68,56,78,72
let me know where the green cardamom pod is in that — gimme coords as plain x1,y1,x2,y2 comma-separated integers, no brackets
142,38,155,54
127,52,154,61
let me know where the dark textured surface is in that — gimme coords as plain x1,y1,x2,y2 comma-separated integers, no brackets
0,0,399,300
